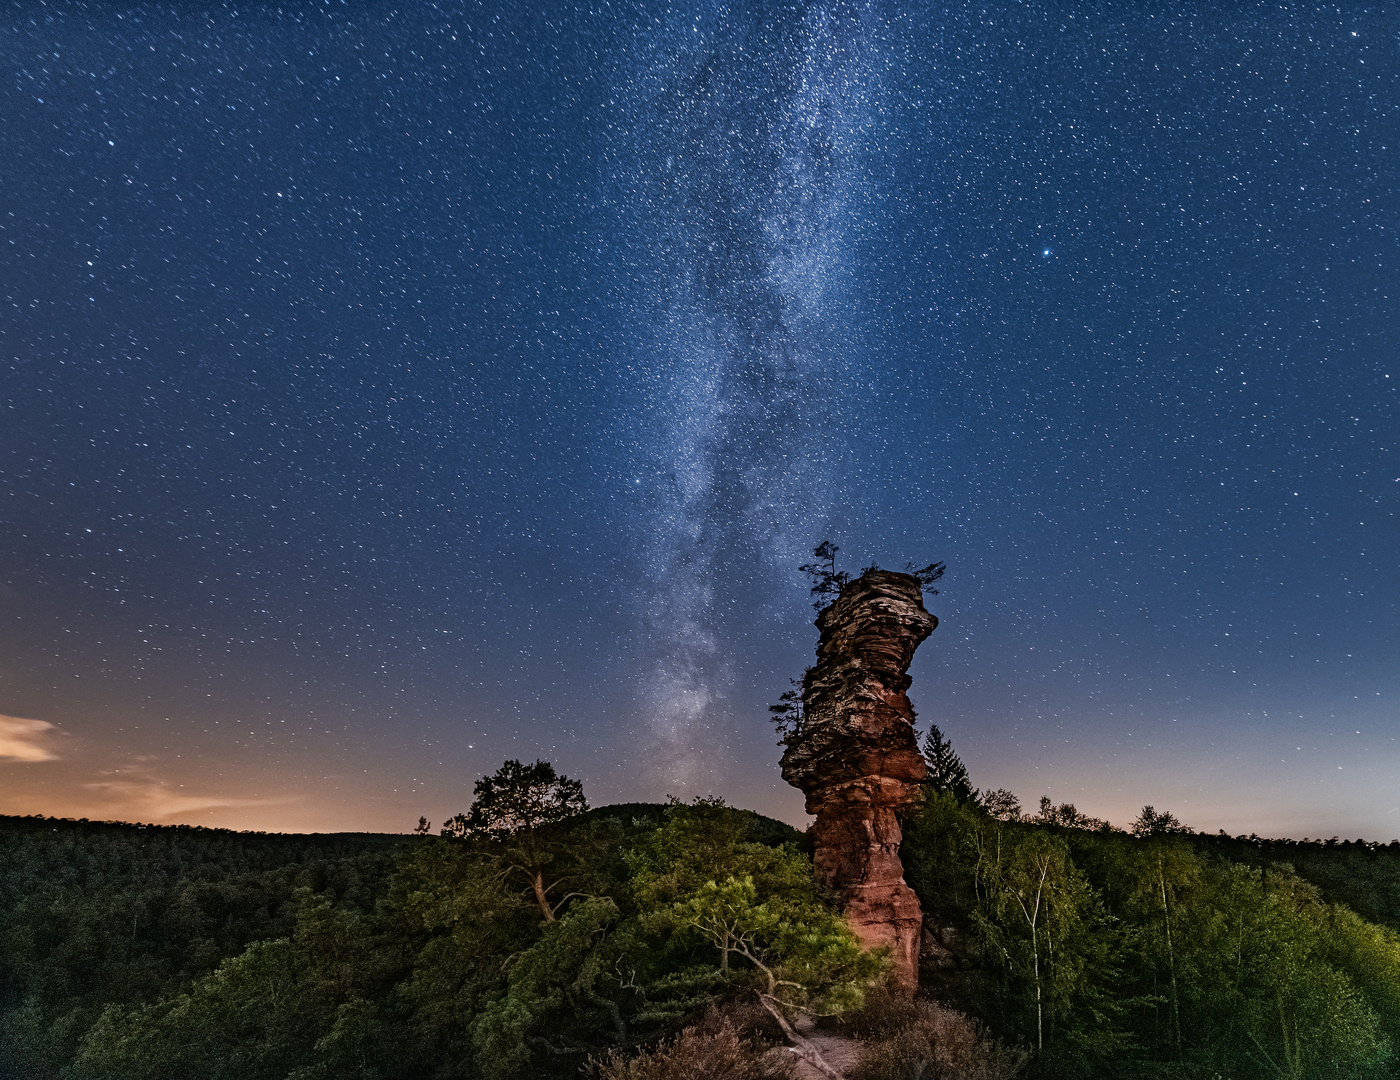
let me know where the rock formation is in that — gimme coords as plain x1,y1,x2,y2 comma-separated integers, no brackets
779,569,937,995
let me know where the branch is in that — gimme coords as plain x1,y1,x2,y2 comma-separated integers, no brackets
582,983,627,1042
728,937,779,994
758,994,844,1080
549,891,592,917
612,960,641,991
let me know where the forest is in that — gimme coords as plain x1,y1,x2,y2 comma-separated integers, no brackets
3,744,1400,1080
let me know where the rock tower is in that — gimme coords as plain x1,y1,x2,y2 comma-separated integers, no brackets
779,569,937,995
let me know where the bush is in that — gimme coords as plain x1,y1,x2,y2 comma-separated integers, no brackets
589,1009,794,1080
834,985,923,1041
851,1000,1027,1080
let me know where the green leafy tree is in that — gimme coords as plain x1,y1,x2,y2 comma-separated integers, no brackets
902,787,984,926
69,890,389,1080
970,824,1132,1067
979,788,1022,822
1129,805,1189,838
627,799,883,1079
1072,832,1202,1062
1066,829,1396,1077
627,799,811,915
70,937,309,1080
1209,866,1389,1079
666,874,879,1012
1323,905,1400,1071
441,759,589,922
663,873,881,1080
472,896,626,1080
445,759,588,842
1033,795,1111,831
380,838,536,1077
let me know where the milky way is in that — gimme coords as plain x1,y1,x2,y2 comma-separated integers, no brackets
613,2,881,783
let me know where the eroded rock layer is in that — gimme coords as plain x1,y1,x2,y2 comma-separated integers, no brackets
780,569,937,995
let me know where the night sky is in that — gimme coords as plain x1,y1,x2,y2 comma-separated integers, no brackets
3,2,1398,838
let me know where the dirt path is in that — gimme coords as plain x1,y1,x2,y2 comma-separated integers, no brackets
778,1032,864,1080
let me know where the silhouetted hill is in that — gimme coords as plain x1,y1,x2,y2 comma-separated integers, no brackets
575,802,806,849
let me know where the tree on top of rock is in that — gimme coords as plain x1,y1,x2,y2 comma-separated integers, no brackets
767,671,812,747
905,560,946,591
799,543,946,613
798,541,851,610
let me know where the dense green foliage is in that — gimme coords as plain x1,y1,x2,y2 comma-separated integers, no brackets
903,791,1400,1078
1194,833,1400,933
7,786,1400,1080
0,801,862,1080
0,816,406,1079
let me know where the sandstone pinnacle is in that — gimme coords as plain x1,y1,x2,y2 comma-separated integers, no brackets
780,568,937,995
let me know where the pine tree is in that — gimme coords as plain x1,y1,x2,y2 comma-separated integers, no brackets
440,759,589,922
767,677,808,746
798,541,850,610
922,723,977,803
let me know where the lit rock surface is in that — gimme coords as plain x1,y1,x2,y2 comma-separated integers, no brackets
780,569,937,995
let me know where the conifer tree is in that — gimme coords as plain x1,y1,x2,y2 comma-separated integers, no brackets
798,541,850,610
921,723,977,804
440,759,589,922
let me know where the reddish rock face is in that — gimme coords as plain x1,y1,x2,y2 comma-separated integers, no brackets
780,569,936,995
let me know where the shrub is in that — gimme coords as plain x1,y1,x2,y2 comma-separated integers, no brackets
834,985,923,1041
589,1009,794,1080
851,1000,1027,1080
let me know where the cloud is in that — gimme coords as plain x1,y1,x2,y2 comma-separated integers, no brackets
81,774,298,822
0,715,60,762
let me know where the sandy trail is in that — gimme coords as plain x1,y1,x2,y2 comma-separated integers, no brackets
775,1031,864,1080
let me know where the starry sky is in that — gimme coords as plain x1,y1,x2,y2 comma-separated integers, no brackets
3,2,1397,838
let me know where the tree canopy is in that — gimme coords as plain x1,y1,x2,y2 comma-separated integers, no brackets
10,774,1400,1080
440,759,592,924
442,758,589,842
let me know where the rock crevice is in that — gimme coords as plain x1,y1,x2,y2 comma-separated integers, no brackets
780,569,937,995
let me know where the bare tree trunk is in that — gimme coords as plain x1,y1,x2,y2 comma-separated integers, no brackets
757,996,845,1080
1033,926,1042,1053
1013,860,1049,1053
532,870,555,922
1160,870,1181,1056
